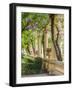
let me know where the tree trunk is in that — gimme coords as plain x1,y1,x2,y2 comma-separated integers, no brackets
38,31,42,57
34,30,38,57
43,28,48,59
50,14,62,61
28,43,34,56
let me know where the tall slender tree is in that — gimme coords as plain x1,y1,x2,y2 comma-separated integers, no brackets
50,14,62,61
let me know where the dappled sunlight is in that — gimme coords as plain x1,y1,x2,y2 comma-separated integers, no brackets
21,13,64,77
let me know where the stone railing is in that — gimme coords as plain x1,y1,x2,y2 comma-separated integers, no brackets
42,59,64,75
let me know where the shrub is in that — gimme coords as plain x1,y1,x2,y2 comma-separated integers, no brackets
21,57,42,75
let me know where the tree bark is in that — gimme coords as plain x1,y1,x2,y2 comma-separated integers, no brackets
43,27,48,59
34,30,38,57
28,43,34,56
50,14,62,61
38,31,42,57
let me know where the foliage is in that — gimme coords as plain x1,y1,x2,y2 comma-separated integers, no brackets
21,13,50,51
21,13,64,75
21,56,42,75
